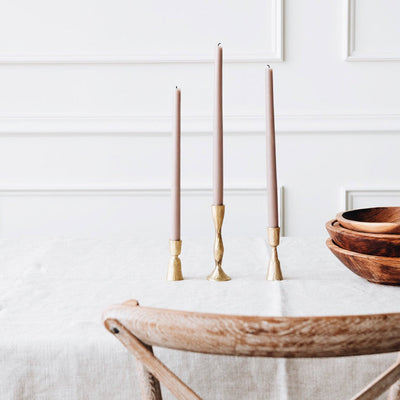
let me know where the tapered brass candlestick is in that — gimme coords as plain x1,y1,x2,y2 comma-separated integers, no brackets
266,227,283,281
167,240,183,281
207,205,231,281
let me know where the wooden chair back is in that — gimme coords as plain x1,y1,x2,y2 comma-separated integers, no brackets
103,300,400,400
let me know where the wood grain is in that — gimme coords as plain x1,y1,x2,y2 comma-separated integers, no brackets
104,301,400,400
121,300,162,400
326,238,400,285
103,302,400,358
388,384,400,400
351,358,400,400
326,219,400,257
388,354,400,400
337,207,400,234
136,346,163,400
104,318,201,400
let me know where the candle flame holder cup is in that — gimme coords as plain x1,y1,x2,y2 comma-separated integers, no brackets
266,227,283,281
207,205,231,281
167,240,183,281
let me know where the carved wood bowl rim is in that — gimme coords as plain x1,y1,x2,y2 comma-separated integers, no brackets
327,237,400,264
337,207,400,234
326,238,400,285
326,219,400,257
327,219,400,239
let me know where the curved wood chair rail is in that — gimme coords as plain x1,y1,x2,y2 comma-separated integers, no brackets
103,301,400,358
103,300,400,400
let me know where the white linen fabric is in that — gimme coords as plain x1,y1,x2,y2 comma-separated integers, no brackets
0,237,399,400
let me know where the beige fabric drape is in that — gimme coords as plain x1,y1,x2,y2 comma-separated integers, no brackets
0,237,398,399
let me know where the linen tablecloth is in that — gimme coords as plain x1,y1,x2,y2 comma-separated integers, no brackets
0,237,399,399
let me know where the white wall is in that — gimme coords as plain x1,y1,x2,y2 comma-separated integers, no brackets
0,0,399,238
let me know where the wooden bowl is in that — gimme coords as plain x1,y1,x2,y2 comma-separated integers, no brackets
337,207,400,234
326,219,400,257
326,238,400,285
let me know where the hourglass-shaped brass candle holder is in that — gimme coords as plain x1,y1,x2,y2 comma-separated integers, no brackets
167,240,183,281
266,227,283,281
207,205,231,281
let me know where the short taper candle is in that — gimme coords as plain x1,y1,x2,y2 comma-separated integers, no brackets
213,44,223,205
171,87,181,241
265,67,279,228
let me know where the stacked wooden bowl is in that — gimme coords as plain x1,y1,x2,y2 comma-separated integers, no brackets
326,207,400,285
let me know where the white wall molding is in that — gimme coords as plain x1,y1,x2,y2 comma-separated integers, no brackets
0,184,285,234
345,0,356,61
272,113,400,133
0,184,269,196
0,185,284,237
345,0,400,61
0,113,399,134
0,0,282,64
342,188,400,210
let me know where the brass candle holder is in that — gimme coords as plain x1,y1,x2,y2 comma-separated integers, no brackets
266,227,283,281
207,205,231,281
167,239,183,281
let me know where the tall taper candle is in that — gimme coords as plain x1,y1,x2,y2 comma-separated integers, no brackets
213,44,223,205
171,86,181,240
265,67,279,227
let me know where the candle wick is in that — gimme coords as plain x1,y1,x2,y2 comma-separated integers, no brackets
267,65,271,69
218,42,222,47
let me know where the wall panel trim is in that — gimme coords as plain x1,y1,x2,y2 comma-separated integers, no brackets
0,184,284,234
0,0,283,64
342,188,400,210
0,184,268,196
345,0,400,61
0,113,399,134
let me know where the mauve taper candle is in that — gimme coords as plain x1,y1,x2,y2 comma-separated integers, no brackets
265,67,279,228
171,86,181,240
213,44,223,205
